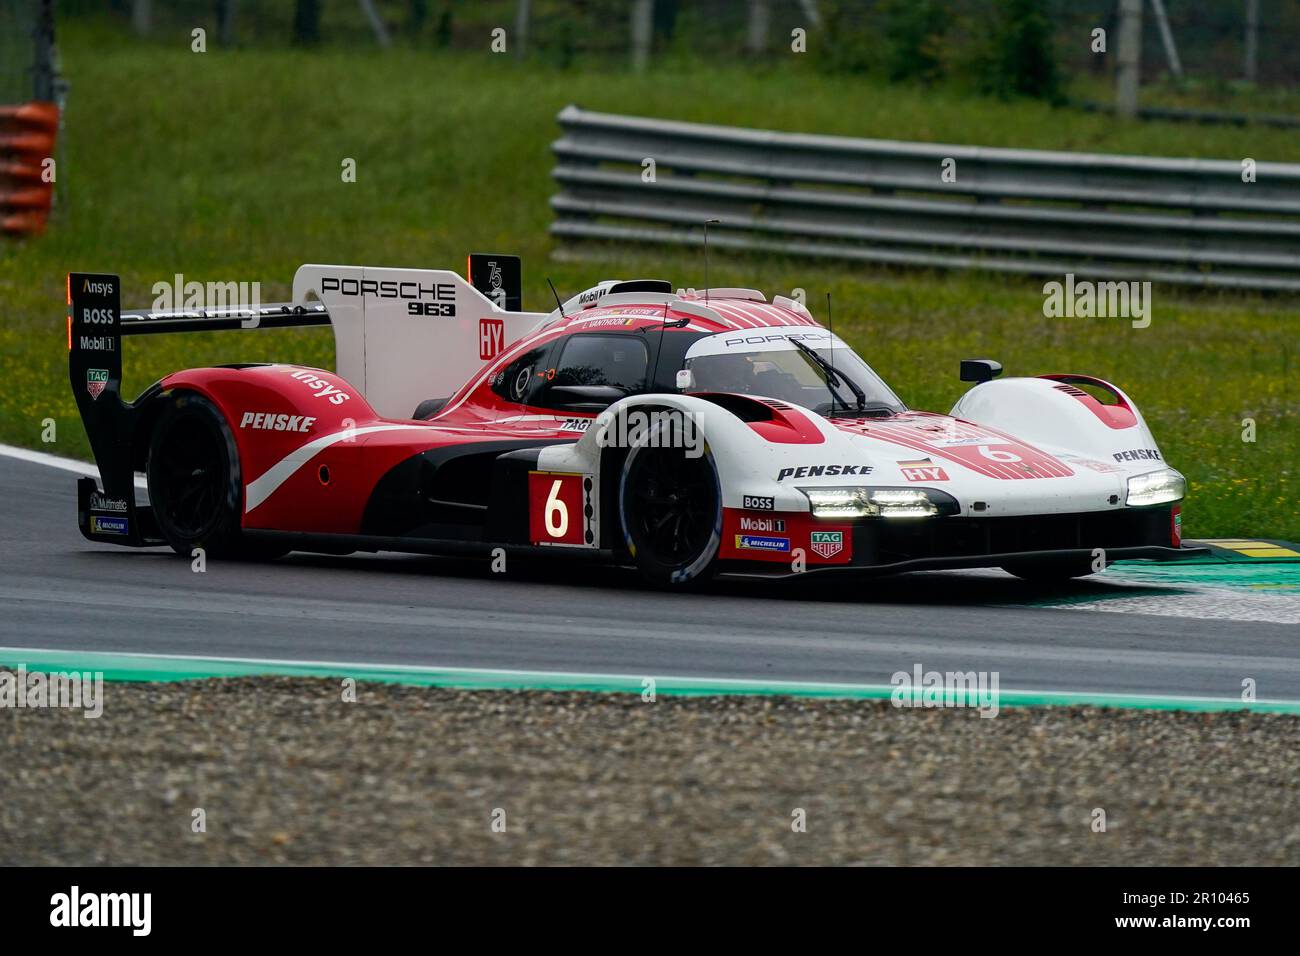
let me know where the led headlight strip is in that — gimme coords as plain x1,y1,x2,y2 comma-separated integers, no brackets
1125,468,1186,507
802,487,959,518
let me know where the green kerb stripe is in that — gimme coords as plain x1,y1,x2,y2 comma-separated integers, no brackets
2,647,1297,714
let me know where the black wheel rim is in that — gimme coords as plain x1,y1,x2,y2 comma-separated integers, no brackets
155,417,225,539
628,446,716,566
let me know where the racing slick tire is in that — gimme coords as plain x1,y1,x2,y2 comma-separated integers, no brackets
146,392,287,561
618,428,722,588
1000,555,1099,582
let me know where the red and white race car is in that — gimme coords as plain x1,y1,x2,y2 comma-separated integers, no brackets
68,256,1202,586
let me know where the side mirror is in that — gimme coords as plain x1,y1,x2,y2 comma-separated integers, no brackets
960,359,1003,384
547,384,626,411
675,369,695,391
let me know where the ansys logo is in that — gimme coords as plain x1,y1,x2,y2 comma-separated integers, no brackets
86,368,109,399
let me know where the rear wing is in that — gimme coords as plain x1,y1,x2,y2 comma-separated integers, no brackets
67,272,331,547
67,255,539,546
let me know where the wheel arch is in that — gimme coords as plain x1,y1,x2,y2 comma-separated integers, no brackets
949,375,1165,466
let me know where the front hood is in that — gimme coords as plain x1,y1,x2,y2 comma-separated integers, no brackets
817,411,1127,516
832,411,1075,480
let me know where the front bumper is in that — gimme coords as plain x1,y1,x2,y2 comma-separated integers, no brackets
719,504,1206,576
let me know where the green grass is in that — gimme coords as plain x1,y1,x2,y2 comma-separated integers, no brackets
1,21,1297,540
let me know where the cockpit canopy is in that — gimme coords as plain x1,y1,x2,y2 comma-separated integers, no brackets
683,329,905,416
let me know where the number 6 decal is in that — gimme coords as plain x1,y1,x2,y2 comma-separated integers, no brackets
977,444,1022,463
529,471,598,547
544,479,568,537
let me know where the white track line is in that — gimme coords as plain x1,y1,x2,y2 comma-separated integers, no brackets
0,443,148,489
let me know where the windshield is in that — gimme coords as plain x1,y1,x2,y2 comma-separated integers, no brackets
683,329,905,416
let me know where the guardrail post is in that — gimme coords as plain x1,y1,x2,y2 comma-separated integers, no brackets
1116,0,1143,118
630,0,653,72
1245,0,1259,82
747,0,771,54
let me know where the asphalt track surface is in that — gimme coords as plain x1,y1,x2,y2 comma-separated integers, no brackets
2,453,1297,701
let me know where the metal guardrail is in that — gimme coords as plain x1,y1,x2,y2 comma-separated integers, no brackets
550,105,1300,292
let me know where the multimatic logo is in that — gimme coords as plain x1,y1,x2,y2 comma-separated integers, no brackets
89,493,128,513
86,368,109,399
321,276,457,317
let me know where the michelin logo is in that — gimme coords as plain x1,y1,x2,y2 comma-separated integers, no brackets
735,534,790,553
91,516,129,535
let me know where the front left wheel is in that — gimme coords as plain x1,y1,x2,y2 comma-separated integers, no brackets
619,431,722,588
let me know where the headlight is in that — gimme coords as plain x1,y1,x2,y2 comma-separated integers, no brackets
803,487,940,518
1126,468,1186,507
868,489,939,517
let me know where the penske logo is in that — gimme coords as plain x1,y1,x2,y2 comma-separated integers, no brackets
776,464,871,481
240,412,317,433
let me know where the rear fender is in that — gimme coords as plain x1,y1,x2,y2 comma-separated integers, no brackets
159,365,380,505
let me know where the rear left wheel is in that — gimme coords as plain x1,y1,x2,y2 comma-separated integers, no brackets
146,392,285,560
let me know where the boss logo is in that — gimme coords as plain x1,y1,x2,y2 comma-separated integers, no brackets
81,307,115,325
742,495,774,510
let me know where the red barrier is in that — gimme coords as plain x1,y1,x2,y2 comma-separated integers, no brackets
1,101,59,236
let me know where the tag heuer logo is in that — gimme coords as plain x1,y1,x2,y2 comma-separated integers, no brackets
86,368,109,399
810,530,844,559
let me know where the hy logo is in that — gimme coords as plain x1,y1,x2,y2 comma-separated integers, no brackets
86,368,109,399
810,530,843,559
